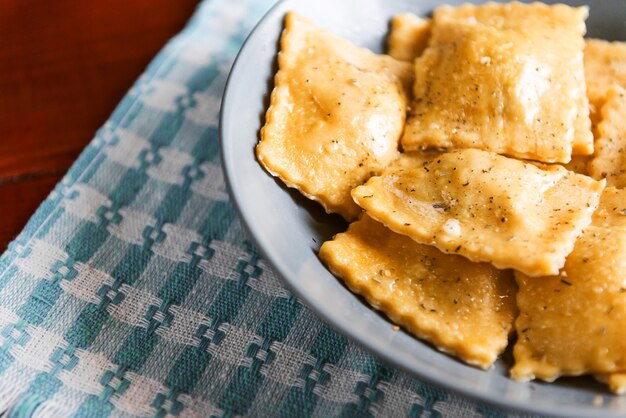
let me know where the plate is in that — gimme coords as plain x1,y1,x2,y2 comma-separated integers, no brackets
220,0,626,416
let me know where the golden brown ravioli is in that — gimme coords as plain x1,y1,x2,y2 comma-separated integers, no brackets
319,215,516,369
588,85,626,187
585,39,626,126
387,13,431,62
593,188,626,393
512,226,626,382
401,2,592,162
257,13,413,220
513,187,626,383
592,186,626,229
352,149,604,277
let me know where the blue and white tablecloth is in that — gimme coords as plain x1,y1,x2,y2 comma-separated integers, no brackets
0,1,530,416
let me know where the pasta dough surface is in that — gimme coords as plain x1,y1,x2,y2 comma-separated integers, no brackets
401,2,592,162
561,155,590,175
387,13,431,62
352,149,604,277
319,215,516,369
257,13,412,220
512,226,626,381
513,187,626,383
588,86,626,187
592,186,626,229
585,39,626,125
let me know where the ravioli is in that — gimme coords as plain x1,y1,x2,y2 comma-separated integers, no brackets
401,2,592,162
351,149,605,277
592,188,626,393
588,86,626,188
591,186,626,229
257,12,413,220
585,39,626,125
319,215,516,369
387,13,431,62
512,226,626,382
512,187,626,382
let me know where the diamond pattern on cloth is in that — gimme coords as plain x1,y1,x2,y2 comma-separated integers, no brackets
0,0,536,417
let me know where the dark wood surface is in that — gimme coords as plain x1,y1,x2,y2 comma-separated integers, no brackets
0,0,198,250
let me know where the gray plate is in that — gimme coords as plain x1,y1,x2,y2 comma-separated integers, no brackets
220,0,626,416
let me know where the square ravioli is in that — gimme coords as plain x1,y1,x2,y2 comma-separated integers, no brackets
319,215,516,369
352,149,605,277
592,191,626,395
592,188,626,394
257,13,413,221
512,226,626,381
387,13,431,62
588,85,626,187
401,2,592,162
585,39,626,125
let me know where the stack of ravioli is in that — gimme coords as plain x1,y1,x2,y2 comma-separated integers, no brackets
256,2,626,393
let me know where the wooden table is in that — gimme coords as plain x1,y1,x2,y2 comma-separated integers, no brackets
0,0,198,251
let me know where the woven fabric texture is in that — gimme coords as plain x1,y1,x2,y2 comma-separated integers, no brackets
0,1,530,417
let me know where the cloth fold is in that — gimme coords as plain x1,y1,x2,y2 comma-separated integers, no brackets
0,0,522,416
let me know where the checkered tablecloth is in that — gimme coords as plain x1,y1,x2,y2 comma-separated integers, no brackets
0,1,530,416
